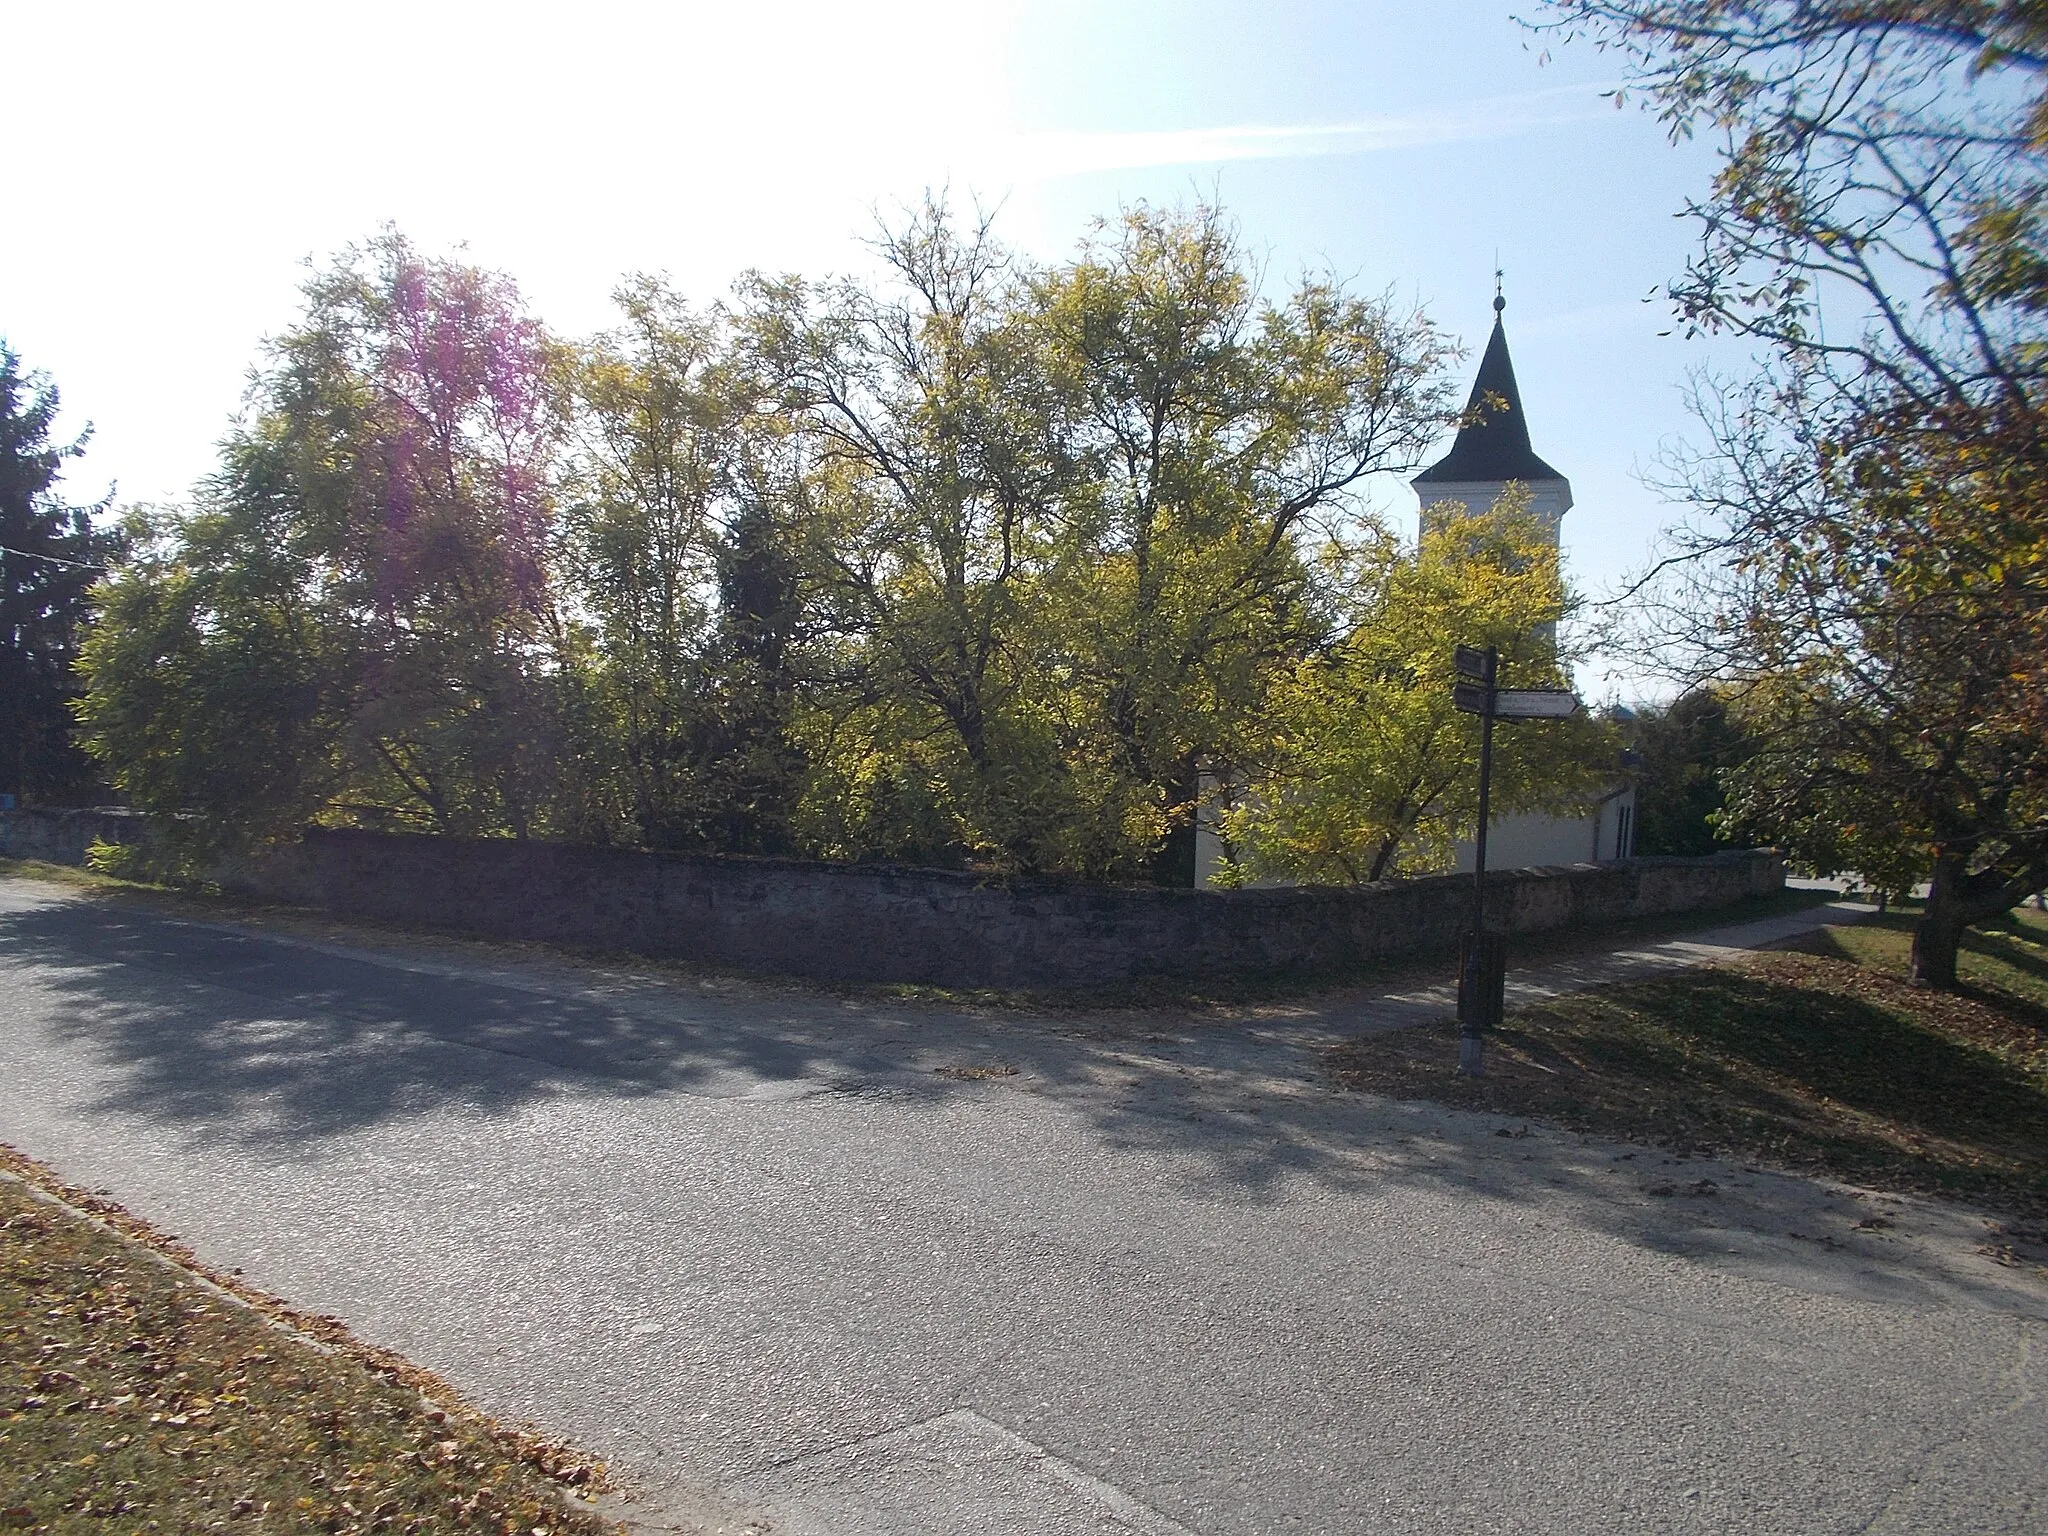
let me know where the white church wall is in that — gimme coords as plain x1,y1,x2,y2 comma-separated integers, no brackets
1447,785,1637,874
1416,478,1572,539
1194,779,1639,889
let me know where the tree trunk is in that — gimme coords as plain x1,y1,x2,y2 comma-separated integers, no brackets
1150,758,1202,889
1911,853,1968,990
1911,850,2048,989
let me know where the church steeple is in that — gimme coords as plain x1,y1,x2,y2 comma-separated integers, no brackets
1410,287,1573,537
1414,291,1566,487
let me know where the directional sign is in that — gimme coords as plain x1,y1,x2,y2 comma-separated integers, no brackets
1492,688,1580,720
1448,640,1577,1079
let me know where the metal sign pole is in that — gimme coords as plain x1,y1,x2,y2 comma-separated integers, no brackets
1462,647,1496,1076
1451,646,1579,1076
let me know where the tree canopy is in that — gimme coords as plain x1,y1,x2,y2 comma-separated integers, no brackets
79,233,569,844
0,344,115,806
1539,0,2048,983
74,202,1621,887
1219,495,1617,885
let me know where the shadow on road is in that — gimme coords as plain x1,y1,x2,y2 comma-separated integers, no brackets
0,890,931,1137
3,881,2040,1318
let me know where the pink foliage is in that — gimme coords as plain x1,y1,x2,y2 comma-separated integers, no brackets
368,245,554,614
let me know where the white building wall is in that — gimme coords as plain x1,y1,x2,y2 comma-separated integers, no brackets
1195,781,1638,889
1446,786,1637,874
1416,478,1572,540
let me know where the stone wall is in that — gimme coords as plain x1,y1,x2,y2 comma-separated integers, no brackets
0,807,159,868
1,809,1785,989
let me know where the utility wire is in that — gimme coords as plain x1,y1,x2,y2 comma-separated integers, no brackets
0,543,112,573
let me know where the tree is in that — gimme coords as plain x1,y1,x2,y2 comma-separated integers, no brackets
1035,203,1458,883
1537,0,2048,985
80,234,571,844
69,200,1584,890
1219,495,1618,884
1628,687,1755,856
754,198,1458,882
299,234,568,837
1697,412,2048,950
746,198,1079,871
693,492,809,853
562,275,804,849
77,489,351,845
0,345,114,805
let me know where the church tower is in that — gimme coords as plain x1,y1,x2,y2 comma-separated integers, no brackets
1410,291,1572,541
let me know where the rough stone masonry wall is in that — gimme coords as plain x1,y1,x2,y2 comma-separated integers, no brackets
0,807,160,868
2,810,1784,989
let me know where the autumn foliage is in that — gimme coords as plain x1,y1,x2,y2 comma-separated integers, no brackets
73,207,1608,886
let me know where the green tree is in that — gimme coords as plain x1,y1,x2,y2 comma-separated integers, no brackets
77,485,350,844
0,344,115,805
1540,0,2048,984
748,198,1078,870
1036,203,1458,883
1628,687,1754,856
1221,497,1617,884
562,276,795,848
79,234,571,844
693,493,808,852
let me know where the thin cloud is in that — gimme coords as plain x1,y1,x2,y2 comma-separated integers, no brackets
979,82,1620,180
1515,298,1666,343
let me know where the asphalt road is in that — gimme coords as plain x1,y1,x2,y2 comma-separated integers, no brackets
2,874,2044,1535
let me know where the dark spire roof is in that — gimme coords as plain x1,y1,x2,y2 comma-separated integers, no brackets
1412,298,1566,485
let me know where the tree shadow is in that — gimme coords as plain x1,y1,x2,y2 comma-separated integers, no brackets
1965,919,2048,995
1639,969,2046,1158
3,885,2041,1315
0,895,943,1146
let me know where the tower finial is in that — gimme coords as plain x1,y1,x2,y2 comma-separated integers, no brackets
1493,265,1505,315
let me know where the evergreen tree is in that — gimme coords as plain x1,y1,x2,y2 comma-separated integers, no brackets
691,495,807,853
1629,689,1753,857
0,344,113,805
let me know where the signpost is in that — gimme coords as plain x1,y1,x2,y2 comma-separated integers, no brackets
1450,646,1579,1076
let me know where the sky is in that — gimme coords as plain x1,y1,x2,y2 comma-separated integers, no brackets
4,0,1739,697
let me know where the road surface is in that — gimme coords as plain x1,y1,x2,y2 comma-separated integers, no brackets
1,873,2043,1534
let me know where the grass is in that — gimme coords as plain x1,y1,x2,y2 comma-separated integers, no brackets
0,857,155,896
0,858,305,929
0,1147,616,1536
1807,903,2048,1011
1328,904,2048,1215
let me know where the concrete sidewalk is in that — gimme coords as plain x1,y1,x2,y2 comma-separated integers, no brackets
1311,896,1881,1040
1124,897,1883,1082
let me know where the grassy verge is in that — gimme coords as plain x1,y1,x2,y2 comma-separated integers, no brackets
0,857,318,929
0,1146,614,1535
0,857,159,896
1328,905,2048,1216
2,853,1831,1015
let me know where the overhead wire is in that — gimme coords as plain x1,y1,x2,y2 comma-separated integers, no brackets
0,543,112,573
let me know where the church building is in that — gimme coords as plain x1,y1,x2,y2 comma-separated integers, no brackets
1414,292,1636,875
1194,293,1636,888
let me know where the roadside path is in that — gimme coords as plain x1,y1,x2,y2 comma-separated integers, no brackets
1345,895,1880,1021
1113,896,1881,1074
2,874,2041,1536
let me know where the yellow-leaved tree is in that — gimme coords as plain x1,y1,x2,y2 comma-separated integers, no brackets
1217,491,1619,885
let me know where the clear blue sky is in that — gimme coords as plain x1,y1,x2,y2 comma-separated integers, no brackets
6,0,1740,697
